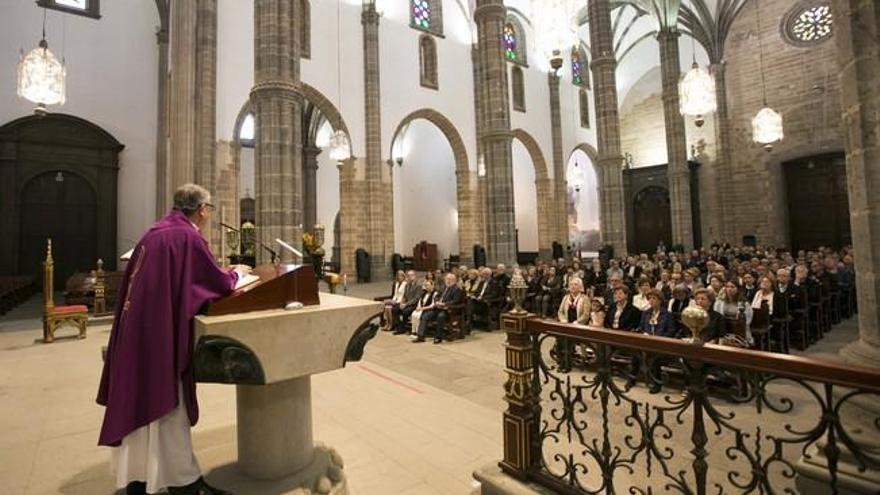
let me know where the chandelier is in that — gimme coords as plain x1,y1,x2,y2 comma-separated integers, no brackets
752,107,784,149
678,0,715,127
568,162,586,192
328,130,351,162
678,62,716,126
17,10,66,115
532,0,577,71
751,0,783,150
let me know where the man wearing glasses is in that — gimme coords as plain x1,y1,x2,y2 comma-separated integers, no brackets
97,184,250,495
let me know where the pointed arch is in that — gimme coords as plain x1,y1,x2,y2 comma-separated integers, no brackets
511,128,553,255
503,15,528,66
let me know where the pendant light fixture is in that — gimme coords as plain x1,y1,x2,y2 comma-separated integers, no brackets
17,9,66,115
751,0,783,150
329,0,351,163
678,0,715,127
533,0,576,72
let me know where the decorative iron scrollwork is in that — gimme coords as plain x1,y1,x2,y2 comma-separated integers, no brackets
511,327,880,495
343,312,382,366
194,335,265,385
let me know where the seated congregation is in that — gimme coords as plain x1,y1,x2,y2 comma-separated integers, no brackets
376,244,857,357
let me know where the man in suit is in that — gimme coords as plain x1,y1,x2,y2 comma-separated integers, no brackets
392,270,422,334
418,272,464,343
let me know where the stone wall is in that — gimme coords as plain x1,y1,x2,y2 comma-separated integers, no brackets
722,0,843,247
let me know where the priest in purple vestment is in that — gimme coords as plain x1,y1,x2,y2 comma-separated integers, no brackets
97,184,250,495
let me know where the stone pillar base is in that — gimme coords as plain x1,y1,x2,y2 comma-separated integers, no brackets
796,443,880,495
472,462,557,495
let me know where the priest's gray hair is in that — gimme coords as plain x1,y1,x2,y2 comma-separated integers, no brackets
173,183,211,215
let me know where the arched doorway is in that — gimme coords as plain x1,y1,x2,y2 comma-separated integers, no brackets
389,108,473,261
19,172,97,286
510,128,552,261
391,119,460,262
632,186,671,254
567,146,600,255
0,113,123,283
784,152,850,250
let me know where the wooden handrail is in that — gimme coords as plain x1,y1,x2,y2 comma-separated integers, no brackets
526,318,880,394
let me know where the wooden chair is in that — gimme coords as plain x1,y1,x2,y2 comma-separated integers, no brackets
770,297,791,354
43,239,88,343
750,306,771,352
789,290,809,351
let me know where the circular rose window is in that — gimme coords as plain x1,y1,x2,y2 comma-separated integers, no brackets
783,2,833,46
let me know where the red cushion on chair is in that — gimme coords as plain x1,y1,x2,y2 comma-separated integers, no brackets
55,305,88,314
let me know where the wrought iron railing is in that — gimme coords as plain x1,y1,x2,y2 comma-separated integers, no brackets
499,313,880,495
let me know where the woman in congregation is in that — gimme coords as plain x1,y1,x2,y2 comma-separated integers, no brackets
631,278,652,312
638,289,676,338
692,288,725,342
557,277,590,325
751,274,776,316
740,273,758,302
715,280,754,345
381,270,408,331
409,279,437,338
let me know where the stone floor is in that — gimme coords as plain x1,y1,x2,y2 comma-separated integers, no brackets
0,281,865,495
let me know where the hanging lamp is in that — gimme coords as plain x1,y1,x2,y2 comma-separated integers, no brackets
751,0,783,150
17,9,66,115
328,0,351,162
532,0,577,72
678,0,715,127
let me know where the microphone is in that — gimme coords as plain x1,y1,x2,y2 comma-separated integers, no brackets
220,222,278,264
275,238,304,262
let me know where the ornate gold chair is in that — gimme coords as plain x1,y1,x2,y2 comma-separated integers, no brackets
43,239,88,343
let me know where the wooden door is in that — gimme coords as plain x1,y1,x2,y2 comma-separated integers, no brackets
633,186,672,254
785,153,850,251
19,172,97,287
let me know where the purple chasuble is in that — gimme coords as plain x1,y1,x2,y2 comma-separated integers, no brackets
96,210,236,447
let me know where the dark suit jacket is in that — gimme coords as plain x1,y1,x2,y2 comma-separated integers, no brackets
604,303,642,331
401,281,422,308
638,308,677,338
435,284,464,310
702,310,726,342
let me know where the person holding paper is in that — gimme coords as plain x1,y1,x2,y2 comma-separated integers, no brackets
97,184,249,495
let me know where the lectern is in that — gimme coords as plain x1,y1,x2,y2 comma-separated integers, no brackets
193,263,382,494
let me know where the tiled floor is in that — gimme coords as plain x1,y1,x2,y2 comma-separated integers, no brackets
0,282,866,495
0,283,503,495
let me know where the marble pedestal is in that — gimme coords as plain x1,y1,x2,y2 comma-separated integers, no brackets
194,293,382,493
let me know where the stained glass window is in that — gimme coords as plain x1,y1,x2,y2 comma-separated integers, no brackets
410,0,443,36
783,2,833,46
571,48,588,87
412,0,431,30
503,23,518,61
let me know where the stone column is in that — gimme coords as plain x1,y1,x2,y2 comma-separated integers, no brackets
471,45,488,254
711,61,734,244
251,0,303,263
362,3,390,277
302,145,321,233
475,0,516,265
832,0,880,367
195,0,219,251
535,176,553,259
548,72,568,251
658,28,693,250
588,0,627,256
168,0,197,190
794,2,880,492
154,0,170,218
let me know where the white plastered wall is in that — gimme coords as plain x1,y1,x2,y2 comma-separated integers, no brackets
0,1,160,252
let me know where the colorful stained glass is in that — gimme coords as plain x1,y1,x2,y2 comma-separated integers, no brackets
412,0,431,30
503,23,517,61
571,49,584,86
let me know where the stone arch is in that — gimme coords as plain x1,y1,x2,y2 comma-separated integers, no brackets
232,83,352,148
568,143,602,252
510,128,551,255
388,108,477,260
